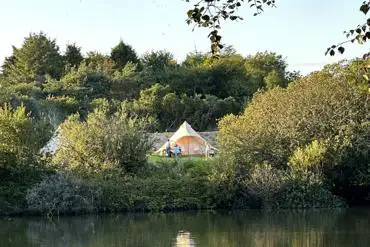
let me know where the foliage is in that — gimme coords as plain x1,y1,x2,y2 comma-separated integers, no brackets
26,173,102,215
244,52,288,90
0,105,51,171
218,68,369,170
110,62,141,100
24,159,218,214
2,32,63,83
1,32,295,131
53,106,154,174
84,52,116,75
326,1,370,58
63,43,84,69
244,162,286,209
110,40,139,71
1,30,369,215
98,158,219,212
0,105,52,215
288,140,328,173
141,50,175,72
61,63,112,99
325,121,370,203
0,166,49,215
185,0,276,54
123,83,241,131
278,171,346,209
218,63,369,205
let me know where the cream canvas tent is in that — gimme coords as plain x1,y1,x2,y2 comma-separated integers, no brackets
155,121,216,156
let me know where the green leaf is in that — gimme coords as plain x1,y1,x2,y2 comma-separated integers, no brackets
360,4,369,15
187,10,194,18
202,15,210,21
338,46,345,54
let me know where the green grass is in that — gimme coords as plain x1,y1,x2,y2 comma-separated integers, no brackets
147,155,206,164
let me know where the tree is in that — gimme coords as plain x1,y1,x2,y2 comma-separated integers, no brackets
110,40,139,71
184,0,369,63
182,51,208,67
84,52,116,75
217,63,369,201
264,70,287,89
244,52,288,89
1,53,15,76
185,0,276,54
170,53,259,101
110,62,141,100
0,105,51,172
3,32,63,83
61,62,112,115
122,83,241,132
64,43,84,69
141,50,175,72
326,1,370,57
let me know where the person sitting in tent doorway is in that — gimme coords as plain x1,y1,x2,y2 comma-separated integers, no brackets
174,143,182,158
165,139,171,157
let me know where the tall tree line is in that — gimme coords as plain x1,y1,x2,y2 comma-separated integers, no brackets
0,32,297,131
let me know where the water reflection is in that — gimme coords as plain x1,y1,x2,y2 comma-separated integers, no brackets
0,208,369,247
174,231,195,247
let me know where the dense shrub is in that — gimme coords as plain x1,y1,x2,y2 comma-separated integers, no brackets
122,83,241,132
0,166,48,215
217,69,369,204
0,105,51,172
288,140,328,173
0,105,52,215
278,171,347,209
218,71,368,170
99,176,213,212
25,159,219,214
53,105,154,174
244,162,286,209
26,173,102,215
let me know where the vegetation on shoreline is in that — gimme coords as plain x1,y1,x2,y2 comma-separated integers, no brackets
0,33,369,216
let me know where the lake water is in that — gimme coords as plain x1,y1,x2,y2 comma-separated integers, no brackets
1,208,369,247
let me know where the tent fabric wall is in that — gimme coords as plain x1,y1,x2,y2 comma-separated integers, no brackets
155,121,215,156
175,136,206,156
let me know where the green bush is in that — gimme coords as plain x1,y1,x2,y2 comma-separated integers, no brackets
288,140,328,173
278,171,346,209
217,68,369,206
0,105,52,172
53,105,154,174
96,158,219,212
6,82,44,98
0,104,52,215
218,70,368,171
98,176,215,212
244,162,287,209
0,161,53,215
26,173,102,215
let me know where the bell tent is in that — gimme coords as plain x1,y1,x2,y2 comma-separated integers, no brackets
156,121,215,156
